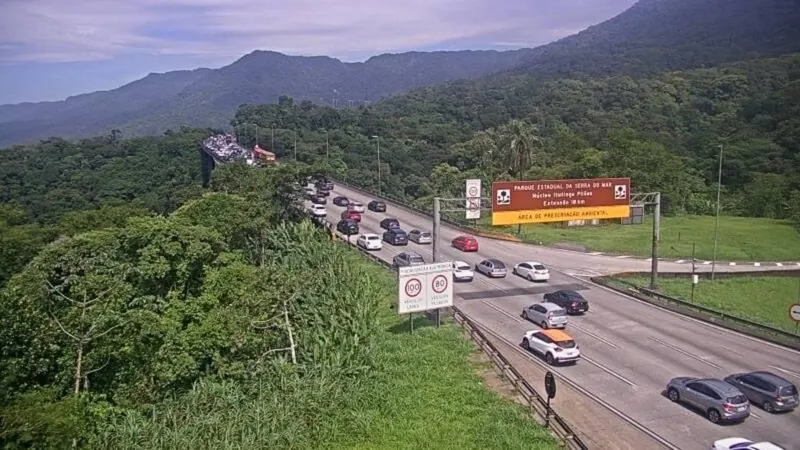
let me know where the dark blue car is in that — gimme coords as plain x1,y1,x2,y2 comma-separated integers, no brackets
383,228,408,246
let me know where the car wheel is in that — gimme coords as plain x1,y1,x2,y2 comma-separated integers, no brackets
545,353,555,365
763,401,774,413
522,338,530,351
512,268,517,275
707,409,720,424
667,388,679,402
541,321,548,330
527,274,534,282
522,311,528,320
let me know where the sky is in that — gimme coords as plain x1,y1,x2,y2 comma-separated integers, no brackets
0,0,636,105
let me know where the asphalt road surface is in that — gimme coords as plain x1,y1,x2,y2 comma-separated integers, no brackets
311,184,800,450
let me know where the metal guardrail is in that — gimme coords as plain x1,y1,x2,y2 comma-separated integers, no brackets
300,209,589,449
594,274,800,351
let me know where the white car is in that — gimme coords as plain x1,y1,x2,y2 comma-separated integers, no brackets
521,329,580,365
513,261,550,281
348,201,365,213
452,261,474,282
308,204,327,217
356,233,382,250
712,438,784,450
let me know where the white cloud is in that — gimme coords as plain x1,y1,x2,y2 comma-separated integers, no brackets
0,0,637,64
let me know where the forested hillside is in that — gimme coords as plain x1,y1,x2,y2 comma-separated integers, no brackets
0,49,531,147
231,54,800,224
511,0,800,78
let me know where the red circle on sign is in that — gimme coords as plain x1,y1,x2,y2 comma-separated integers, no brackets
405,278,423,297
468,186,478,196
432,275,448,294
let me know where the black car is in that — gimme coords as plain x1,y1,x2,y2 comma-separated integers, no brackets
315,179,334,190
333,196,349,206
311,194,327,205
380,218,400,230
543,290,589,314
368,200,387,212
383,228,408,246
336,219,359,236
317,187,331,197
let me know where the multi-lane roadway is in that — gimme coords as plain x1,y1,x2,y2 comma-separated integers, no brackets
311,183,800,450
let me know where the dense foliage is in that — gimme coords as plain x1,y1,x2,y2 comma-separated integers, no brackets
0,162,392,447
232,54,800,225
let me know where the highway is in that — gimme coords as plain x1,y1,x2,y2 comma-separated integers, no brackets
313,183,800,450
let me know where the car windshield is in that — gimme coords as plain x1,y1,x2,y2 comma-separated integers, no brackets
491,261,505,268
420,232,431,237
556,340,576,349
533,264,547,270
726,394,748,404
367,236,380,241
779,385,798,396
456,264,470,271
409,256,424,263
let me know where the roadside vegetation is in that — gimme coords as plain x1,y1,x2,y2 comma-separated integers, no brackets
0,158,557,449
616,274,800,333
483,215,800,261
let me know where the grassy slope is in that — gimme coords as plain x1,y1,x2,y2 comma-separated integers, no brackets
479,215,800,262
619,275,800,333
328,266,558,449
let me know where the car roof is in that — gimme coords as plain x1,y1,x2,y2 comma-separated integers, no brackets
538,302,565,311
697,378,741,395
522,261,544,266
383,217,398,221
749,371,793,386
454,260,470,266
487,258,503,264
539,329,574,342
362,233,379,238
401,251,422,258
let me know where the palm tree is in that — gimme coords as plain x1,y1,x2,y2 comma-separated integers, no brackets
501,120,543,177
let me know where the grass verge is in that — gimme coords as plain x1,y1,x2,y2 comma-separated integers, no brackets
617,274,800,334
325,268,559,450
468,214,800,262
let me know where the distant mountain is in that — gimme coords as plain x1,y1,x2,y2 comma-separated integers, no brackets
0,50,531,147
511,0,800,77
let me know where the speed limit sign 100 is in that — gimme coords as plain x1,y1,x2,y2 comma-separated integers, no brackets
404,278,423,297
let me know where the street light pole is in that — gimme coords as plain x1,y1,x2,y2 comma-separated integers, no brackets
711,144,723,280
371,135,381,196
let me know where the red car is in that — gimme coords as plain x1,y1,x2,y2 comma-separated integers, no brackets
341,209,362,222
452,235,479,252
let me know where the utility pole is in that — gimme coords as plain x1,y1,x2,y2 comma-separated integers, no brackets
371,135,381,195
432,198,441,264
649,192,661,290
711,144,723,280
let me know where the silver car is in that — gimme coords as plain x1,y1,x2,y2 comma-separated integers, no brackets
522,302,567,329
393,251,425,268
407,229,432,244
475,259,507,278
724,371,798,413
666,377,750,424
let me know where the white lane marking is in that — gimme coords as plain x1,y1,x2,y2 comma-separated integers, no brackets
576,271,800,358
616,255,631,259
567,323,620,349
675,260,686,264
480,300,524,323
581,355,638,388
729,262,736,266
477,276,509,293
796,263,800,267
648,336,722,370
754,262,761,267
776,262,783,267
750,411,761,419
645,258,652,262
769,365,800,380
589,251,603,255
702,261,711,265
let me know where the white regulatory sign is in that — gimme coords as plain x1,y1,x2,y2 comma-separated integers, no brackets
397,262,454,314
790,304,800,322
465,179,481,220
